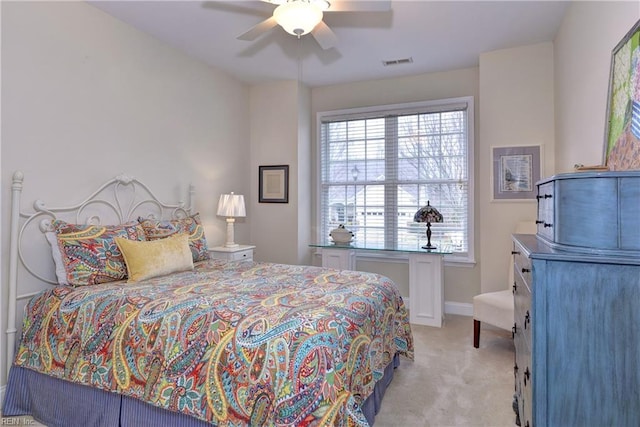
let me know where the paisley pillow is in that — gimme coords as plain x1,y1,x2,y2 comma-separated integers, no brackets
51,220,146,286
137,213,209,262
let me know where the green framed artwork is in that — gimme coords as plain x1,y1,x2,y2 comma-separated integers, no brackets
603,19,640,170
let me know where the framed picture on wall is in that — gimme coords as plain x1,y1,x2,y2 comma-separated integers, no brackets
603,19,640,171
491,145,542,201
259,165,289,203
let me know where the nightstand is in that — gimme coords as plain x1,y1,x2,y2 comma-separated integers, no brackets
208,245,255,261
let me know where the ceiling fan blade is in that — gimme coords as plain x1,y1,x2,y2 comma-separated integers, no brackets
237,16,278,41
311,21,338,50
327,0,391,12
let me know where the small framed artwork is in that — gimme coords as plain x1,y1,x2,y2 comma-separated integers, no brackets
492,145,542,201
259,165,289,203
603,19,640,171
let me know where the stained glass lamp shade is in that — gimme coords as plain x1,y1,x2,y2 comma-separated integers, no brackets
414,201,444,250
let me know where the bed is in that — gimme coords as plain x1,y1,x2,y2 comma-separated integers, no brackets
2,171,414,426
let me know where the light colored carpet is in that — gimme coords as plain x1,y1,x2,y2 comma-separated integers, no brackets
2,315,516,427
375,314,517,427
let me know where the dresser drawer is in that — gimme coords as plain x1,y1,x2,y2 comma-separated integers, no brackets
514,359,533,427
514,329,531,427
514,370,524,424
208,246,255,262
226,249,253,261
522,370,533,427
513,242,533,287
515,296,533,427
514,272,532,354
514,325,530,375
536,181,554,241
536,172,640,256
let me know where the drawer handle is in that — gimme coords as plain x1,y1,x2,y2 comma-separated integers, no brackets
524,367,530,385
514,364,518,374
535,220,544,225
512,323,517,338
544,194,553,199
544,222,553,228
521,268,530,273
524,311,530,329
536,195,542,200
511,250,520,255
512,283,517,293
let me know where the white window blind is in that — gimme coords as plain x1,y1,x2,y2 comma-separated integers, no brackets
318,97,474,261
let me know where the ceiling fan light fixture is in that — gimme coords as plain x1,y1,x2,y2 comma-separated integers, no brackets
274,1,323,37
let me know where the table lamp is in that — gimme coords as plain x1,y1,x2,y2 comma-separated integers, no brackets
217,192,246,247
414,201,443,250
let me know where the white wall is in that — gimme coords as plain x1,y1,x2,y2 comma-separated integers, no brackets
478,43,555,293
249,81,311,265
1,1,250,385
555,1,640,172
297,85,312,265
311,68,480,304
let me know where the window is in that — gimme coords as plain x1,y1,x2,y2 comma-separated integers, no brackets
318,97,474,262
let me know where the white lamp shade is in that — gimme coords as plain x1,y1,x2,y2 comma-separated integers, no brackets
273,1,323,36
217,193,246,218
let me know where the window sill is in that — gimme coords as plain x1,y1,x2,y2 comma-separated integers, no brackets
311,248,475,267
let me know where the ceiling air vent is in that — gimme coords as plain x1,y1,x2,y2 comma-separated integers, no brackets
382,57,413,66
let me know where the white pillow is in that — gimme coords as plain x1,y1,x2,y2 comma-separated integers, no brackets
45,231,69,285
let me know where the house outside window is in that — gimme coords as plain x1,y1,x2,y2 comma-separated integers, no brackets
318,97,475,263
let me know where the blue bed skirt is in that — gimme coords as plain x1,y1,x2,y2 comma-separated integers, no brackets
2,354,400,426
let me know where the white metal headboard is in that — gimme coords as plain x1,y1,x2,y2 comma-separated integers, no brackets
6,170,195,376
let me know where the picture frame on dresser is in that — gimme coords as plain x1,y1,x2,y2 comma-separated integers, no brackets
259,165,289,203
603,19,640,171
491,145,542,201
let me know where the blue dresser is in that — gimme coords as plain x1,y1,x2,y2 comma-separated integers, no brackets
512,171,640,427
535,171,640,254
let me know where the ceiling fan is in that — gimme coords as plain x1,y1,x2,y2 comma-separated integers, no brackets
237,0,391,50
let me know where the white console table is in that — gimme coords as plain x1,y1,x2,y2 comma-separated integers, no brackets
311,245,447,327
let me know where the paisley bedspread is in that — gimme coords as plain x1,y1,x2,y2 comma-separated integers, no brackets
13,259,414,426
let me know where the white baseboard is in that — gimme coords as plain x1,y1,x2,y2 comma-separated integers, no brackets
445,301,473,317
403,298,473,317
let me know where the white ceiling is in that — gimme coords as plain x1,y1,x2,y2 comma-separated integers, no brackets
89,0,569,87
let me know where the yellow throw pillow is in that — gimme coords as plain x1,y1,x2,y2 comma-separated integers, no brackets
115,233,194,283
